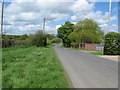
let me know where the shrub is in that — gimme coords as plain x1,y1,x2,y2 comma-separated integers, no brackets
51,38,62,44
104,32,120,55
17,40,30,47
27,30,47,47
2,35,29,48
2,35,14,48
46,34,55,40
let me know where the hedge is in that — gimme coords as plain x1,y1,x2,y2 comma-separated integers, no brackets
104,32,120,55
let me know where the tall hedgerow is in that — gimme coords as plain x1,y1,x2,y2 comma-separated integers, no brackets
104,32,120,55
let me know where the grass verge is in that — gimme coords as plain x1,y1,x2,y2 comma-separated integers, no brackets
90,52,104,55
2,45,69,88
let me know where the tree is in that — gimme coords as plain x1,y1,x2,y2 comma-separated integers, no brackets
68,32,81,48
74,19,104,43
69,19,104,48
57,21,74,47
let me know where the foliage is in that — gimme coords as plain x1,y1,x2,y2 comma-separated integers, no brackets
19,34,29,40
2,30,58,48
2,46,69,88
90,52,103,55
51,38,62,44
2,35,14,48
46,34,56,40
27,30,47,47
74,19,104,43
57,21,74,47
2,34,29,48
104,32,120,55
68,19,104,48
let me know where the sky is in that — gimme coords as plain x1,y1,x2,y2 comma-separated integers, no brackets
0,0,119,35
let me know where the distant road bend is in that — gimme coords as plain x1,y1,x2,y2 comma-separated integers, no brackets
54,45,118,88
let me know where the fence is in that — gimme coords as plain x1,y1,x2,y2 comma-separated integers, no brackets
84,43,96,51
96,44,104,52
84,43,104,51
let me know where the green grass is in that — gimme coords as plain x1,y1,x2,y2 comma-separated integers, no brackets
2,45,69,88
90,52,104,55
0,48,2,89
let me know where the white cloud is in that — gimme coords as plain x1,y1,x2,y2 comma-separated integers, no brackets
71,22,77,24
111,16,117,21
15,12,40,21
3,0,118,34
56,25,61,30
71,0,94,13
71,15,77,21
100,24,118,33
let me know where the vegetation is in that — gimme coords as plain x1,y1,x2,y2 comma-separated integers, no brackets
2,30,70,88
27,30,47,47
2,45,69,88
2,34,29,48
104,32,120,55
69,19,104,48
57,19,104,48
51,38,62,44
46,34,56,40
57,21,74,47
90,52,103,55
2,30,47,48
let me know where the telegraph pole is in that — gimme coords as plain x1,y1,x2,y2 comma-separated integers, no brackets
43,18,46,34
43,18,47,46
108,0,112,33
1,0,4,35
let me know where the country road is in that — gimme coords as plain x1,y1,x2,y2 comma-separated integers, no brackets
54,45,118,88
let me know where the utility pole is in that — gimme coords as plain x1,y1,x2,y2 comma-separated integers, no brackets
1,0,4,35
43,18,46,34
108,0,112,33
43,18,47,46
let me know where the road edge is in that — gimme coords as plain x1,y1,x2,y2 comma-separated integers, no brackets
53,46,74,88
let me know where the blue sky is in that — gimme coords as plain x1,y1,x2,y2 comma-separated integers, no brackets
94,2,118,24
1,0,118,35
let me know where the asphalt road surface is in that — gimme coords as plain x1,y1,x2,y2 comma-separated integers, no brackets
54,45,118,88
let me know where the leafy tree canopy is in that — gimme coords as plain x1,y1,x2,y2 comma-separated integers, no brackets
73,19,104,44
57,21,74,47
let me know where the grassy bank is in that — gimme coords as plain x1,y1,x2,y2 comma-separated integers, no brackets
90,52,103,55
2,45,69,88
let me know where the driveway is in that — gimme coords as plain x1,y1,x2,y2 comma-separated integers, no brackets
54,45,118,88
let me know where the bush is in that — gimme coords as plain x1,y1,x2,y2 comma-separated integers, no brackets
17,40,30,47
51,38,62,44
27,30,47,47
2,35,14,48
104,32,120,55
46,34,55,40
2,35,29,48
